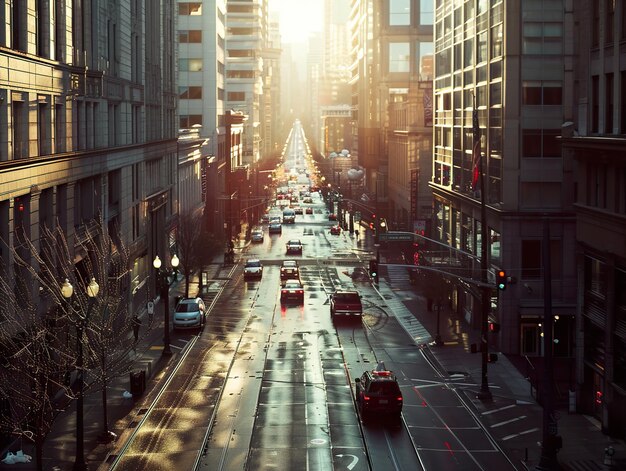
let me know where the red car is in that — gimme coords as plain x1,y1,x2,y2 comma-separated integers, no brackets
280,279,304,304
330,225,341,235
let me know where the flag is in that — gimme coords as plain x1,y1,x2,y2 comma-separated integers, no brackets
471,107,481,191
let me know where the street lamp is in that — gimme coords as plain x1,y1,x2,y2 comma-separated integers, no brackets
61,277,99,471
153,254,179,355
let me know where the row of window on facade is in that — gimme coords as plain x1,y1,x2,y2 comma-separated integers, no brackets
4,93,146,160
434,200,566,280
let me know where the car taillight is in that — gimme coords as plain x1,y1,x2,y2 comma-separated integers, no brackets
397,396,403,402
297,290,303,294
363,395,370,401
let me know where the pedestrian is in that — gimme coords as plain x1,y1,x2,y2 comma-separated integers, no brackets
132,315,141,343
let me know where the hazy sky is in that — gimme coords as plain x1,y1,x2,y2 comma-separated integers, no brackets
272,0,323,44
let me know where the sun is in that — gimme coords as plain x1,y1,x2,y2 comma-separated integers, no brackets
273,0,323,44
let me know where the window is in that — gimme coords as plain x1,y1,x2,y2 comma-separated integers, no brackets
228,27,255,35
179,3,202,15
606,0,614,44
420,0,434,25
522,129,561,158
584,256,606,296
522,240,541,279
606,73,614,133
228,49,255,58
622,71,626,134
522,81,562,105
11,99,27,159
491,24,503,58
55,102,66,153
477,31,488,63
226,70,254,79
417,42,433,81
227,4,254,13
179,59,203,72
522,22,563,55
389,0,410,26
389,43,410,73
228,92,246,101
180,115,202,128
179,30,202,43
179,86,202,99
592,75,599,133
38,98,51,156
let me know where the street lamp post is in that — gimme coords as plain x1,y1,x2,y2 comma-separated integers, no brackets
153,254,180,355
61,277,100,471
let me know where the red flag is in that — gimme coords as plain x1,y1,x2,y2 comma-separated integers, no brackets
471,108,480,191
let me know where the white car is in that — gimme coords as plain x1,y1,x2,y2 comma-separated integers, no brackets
244,259,263,279
173,297,206,330
286,239,303,254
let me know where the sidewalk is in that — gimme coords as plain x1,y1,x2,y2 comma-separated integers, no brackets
0,258,228,471
375,260,626,471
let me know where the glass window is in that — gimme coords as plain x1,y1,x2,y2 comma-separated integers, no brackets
389,42,410,73
179,86,202,99
389,0,410,25
417,42,434,81
490,228,501,262
178,3,202,15
477,31,488,63
420,0,434,25
584,256,606,296
179,115,202,128
179,59,203,72
179,30,202,43
522,240,541,279
491,24,503,58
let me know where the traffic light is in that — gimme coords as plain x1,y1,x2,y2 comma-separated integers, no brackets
369,259,379,283
489,322,501,333
496,270,507,290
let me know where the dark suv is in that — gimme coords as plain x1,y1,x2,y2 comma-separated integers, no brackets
355,362,403,421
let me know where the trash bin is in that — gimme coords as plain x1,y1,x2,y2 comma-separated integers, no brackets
130,370,145,397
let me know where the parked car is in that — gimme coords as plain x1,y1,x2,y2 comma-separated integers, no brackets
355,362,403,422
330,290,363,320
328,213,337,221
280,279,305,304
173,297,206,330
303,197,313,204
330,225,341,235
251,228,264,243
243,259,263,279
286,239,303,254
280,260,300,284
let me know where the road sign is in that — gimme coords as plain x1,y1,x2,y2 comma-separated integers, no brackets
378,232,414,242
354,211,361,221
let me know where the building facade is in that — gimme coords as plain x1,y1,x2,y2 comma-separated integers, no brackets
1,0,177,319
561,1,626,437
431,0,577,364
177,0,226,157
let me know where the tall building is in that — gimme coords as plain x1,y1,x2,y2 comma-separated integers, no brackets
561,1,626,436
431,0,577,365
350,0,434,226
261,16,282,157
177,0,226,155
1,1,177,318
225,0,268,165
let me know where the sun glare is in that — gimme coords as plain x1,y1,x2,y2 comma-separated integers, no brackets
274,0,323,44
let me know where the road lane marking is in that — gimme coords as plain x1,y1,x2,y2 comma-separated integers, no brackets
481,404,516,415
502,428,540,441
490,416,527,428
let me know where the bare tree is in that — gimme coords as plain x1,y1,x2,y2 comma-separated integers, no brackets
0,220,138,468
176,211,204,298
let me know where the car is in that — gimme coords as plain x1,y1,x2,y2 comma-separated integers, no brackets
294,207,303,215
303,197,313,204
280,279,304,304
282,209,296,224
330,225,341,235
173,297,206,330
286,239,303,254
355,362,403,421
269,220,282,234
328,213,337,221
251,228,264,243
261,214,270,224
243,259,263,279
280,260,300,284
305,207,313,214
330,290,363,319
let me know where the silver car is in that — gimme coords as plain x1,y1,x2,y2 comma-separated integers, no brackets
173,297,206,330
244,259,263,279
251,229,264,243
